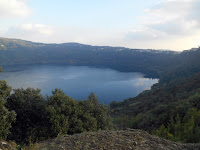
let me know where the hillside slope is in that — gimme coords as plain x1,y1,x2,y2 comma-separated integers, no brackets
1,37,200,80
111,72,200,132
0,37,178,78
27,130,200,150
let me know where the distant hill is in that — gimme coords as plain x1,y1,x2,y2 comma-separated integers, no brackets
110,61,200,142
0,37,179,78
1,37,200,80
111,72,200,125
0,37,43,50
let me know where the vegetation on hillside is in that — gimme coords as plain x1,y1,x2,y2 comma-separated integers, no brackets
1,38,200,80
0,79,113,144
0,80,16,140
110,49,200,143
0,38,179,78
1,38,200,144
153,108,200,143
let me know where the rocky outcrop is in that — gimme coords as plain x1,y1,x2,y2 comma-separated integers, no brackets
0,141,16,150
37,129,200,150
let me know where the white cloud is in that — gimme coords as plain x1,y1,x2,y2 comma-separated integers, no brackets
3,24,53,42
17,24,53,35
1,0,200,51
125,0,200,50
0,0,31,18
3,24,124,45
0,27,8,35
125,27,167,40
144,0,200,35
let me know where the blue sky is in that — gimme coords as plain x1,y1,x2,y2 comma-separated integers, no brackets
27,0,158,27
0,0,200,51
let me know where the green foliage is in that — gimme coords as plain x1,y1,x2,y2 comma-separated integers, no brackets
2,37,200,144
46,90,113,137
0,80,16,140
46,89,79,136
4,86,113,144
6,88,47,144
153,108,200,143
0,101,16,140
111,71,200,144
84,92,113,130
0,80,11,100
111,72,200,131
152,125,173,140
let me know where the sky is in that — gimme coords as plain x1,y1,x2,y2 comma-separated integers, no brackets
0,0,200,51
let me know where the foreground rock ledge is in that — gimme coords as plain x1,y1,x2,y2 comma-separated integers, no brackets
35,129,200,150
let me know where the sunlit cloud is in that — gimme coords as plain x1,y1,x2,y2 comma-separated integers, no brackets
124,0,200,50
4,24,53,42
143,0,200,36
0,0,31,18
1,0,200,51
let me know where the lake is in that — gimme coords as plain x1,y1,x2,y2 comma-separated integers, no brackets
0,65,158,103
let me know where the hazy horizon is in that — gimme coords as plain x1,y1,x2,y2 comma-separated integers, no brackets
1,36,185,52
1,0,200,51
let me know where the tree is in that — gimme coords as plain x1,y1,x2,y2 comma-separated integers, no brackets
0,80,11,100
46,89,79,137
0,98,16,140
6,88,47,144
85,92,113,130
152,124,172,140
153,108,200,143
0,80,16,140
46,91,113,137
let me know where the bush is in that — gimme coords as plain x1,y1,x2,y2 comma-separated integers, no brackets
0,80,16,140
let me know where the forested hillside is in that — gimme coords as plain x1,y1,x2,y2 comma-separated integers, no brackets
0,37,178,78
1,37,200,145
0,63,113,145
1,38,200,80
111,48,200,142
0,83,113,145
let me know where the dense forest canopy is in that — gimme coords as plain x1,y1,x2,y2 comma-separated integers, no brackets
110,48,200,143
0,53,114,144
0,82,113,144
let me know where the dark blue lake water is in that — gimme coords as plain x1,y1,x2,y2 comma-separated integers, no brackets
0,65,158,103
